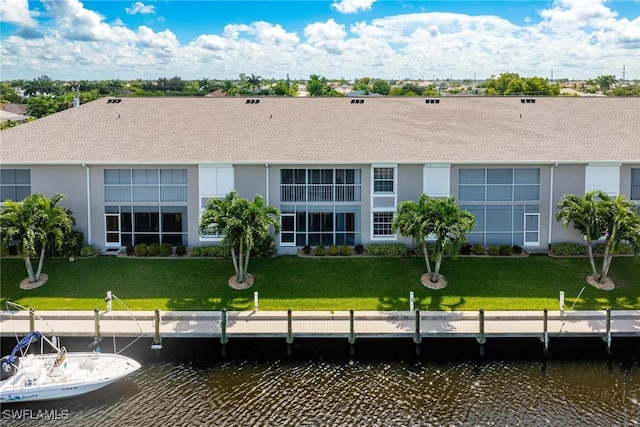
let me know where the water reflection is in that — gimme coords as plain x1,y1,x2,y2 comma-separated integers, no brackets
2,338,638,426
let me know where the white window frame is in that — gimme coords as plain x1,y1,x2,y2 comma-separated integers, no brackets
423,164,451,197
371,164,397,240
585,164,620,196
198,165,234,241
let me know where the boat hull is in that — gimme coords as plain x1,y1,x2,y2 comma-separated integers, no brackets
0,352,141,403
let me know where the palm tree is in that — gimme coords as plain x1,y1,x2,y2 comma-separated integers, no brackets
556,191,604,280
246,74,262,94
0,193,74,284
199,191,280,287
392,194,475,285
198,77,213,93
557,191,640,285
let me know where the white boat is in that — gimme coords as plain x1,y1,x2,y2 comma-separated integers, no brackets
1,331,141,403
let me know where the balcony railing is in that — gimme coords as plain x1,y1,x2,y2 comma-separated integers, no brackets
281,184,361,203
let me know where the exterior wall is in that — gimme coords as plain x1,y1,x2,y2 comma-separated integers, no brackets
394,164,424,246
31,164,90,244
4,161,639,254
549,164,586,244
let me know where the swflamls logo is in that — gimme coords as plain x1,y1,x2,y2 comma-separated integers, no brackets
2,409,69,420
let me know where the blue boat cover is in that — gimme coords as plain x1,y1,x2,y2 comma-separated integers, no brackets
8,331,42,363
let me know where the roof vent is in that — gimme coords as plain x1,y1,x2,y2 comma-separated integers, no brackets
521,98,536,104
106,99,122,104
351,99,365,104
246,99,260,104
425,99,440,104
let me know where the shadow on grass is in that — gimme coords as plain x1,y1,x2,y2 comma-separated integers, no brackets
0,255,638,311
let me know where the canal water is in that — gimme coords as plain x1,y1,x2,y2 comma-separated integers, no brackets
1,337,639,426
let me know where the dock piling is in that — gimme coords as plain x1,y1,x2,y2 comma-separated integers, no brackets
414,308,421,356
477,309,486,356
542,308,549,354
91,308,101,350
254,292,259,312
605,308,612,355
220,308,228,356
286,309,293,357
151,308,162,351
409,291,415,312
29,308,35,333
349,309,356,356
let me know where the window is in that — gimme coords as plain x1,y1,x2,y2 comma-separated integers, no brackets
0,169,30,202
374,167,394,193
105,169,187,203
631,169,640,201
280,169,361,202
459,168,539,202
279,205,360,246
373,212,394,236
106,205,187,246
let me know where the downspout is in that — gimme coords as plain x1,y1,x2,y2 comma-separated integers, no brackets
82,164,92,245
265,163,269,205
547,163,558,249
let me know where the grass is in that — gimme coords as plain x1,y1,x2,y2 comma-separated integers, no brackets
0,255,638,312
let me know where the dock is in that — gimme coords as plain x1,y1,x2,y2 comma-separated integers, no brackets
1,309,638,348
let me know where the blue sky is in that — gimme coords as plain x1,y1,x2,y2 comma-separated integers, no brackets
1,0,639,81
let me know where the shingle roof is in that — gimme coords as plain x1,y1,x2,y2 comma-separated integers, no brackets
1,97,639,165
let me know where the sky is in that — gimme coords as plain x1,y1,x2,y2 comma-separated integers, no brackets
0,0,639,81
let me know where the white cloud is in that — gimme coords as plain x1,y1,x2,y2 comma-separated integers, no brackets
0,0,37,27
125,2,156,15
331,0,376,14
0,0,638,80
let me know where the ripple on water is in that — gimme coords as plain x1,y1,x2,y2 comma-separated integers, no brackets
3,358,638,426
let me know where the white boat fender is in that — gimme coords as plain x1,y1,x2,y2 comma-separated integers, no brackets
0,356,19,381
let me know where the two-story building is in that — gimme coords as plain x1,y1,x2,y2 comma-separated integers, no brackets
1,96,639,254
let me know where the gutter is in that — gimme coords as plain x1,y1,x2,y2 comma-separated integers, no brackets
548,163,558,249
82,164,92,245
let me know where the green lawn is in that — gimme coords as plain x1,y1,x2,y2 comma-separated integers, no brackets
0,255,638,312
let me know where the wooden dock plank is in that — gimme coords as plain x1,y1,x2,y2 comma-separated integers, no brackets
1,310,638,340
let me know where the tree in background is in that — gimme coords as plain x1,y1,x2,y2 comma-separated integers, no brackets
199,191,280,288
557,191,640,287
0,193,74,285
26,95,58,118
595,75,617,92
246,74,262,94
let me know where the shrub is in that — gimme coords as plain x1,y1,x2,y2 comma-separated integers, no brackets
48,229,84,257
314,245,326,256
254,236,277,258
488,245,500,256
594,242,635,255
126,246,135,256
175,245,187,256
354,244,364,255
340,245,351,256
551,243,587,256
148,242,161,256
499,245,512,256
366,243,408,256
160,242,173,257
512,245,523,255
190,246,229,257
329,245,339,256
473,244,485,255
79,245,96,257
134,243,148,257
302,245,312,255
460,243,472,255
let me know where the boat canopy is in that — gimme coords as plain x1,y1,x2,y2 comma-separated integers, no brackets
8,331,42,363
